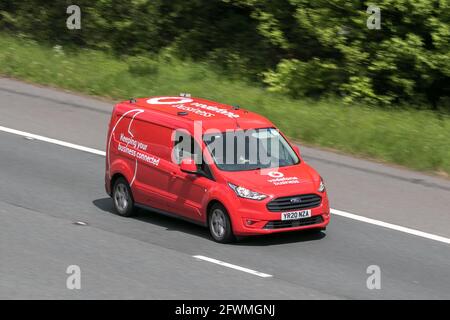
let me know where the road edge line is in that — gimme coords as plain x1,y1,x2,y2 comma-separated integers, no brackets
331,208,450,245
1,124,449,246
0,125,106,156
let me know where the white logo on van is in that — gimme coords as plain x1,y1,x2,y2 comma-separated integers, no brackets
107,108,161,188
268,171,284,178
266,171,301,186
190,102,240,119
147,97,240,119
147,97,194,105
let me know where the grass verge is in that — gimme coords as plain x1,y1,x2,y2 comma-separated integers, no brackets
1,33,449,176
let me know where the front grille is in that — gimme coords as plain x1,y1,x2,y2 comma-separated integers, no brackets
264,215,324,229
266,194,322,212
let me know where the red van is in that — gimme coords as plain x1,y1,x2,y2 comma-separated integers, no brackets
105,96,330,243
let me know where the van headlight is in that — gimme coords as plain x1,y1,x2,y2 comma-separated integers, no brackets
318,177,326,193
228,183,267,201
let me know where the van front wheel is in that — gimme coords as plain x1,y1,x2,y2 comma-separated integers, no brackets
208,204,235,243
112,177,136,217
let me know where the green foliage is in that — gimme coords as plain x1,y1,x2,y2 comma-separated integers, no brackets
251,0,450,107
263,58,340,98
0,0,449,107
1,33,450,176
127,56,159,76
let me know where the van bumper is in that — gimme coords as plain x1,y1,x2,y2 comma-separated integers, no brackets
228,197,330,236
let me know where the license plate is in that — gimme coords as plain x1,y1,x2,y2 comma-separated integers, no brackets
281,210,312,221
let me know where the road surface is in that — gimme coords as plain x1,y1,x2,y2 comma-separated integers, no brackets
1,78,450,299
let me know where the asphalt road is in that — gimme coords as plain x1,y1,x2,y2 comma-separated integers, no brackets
1,78,450,299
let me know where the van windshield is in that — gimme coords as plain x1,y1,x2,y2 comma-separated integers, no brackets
203,128,300,172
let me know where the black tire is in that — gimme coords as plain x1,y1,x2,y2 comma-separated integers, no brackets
112,177,136,217
208,203,235,243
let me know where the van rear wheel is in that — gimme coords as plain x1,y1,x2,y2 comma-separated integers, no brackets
112,177,136,217
208,204,235,243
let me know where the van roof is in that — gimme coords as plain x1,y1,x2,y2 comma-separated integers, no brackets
116,96,274,131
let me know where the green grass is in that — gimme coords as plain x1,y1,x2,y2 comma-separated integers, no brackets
1,33,450,176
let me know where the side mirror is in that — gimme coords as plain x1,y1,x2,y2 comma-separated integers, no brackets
292,145,301,157
180,158,198,174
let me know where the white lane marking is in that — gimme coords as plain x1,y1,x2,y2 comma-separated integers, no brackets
193,255,273,278
0,126,106,156
1,125,450,246
331,209,450,245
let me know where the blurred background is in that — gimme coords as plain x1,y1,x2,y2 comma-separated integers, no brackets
0,0,449,175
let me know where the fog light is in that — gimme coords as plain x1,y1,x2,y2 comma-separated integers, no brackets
246,219,257,226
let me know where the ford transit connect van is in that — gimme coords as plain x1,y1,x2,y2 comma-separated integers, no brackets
105,96,330,243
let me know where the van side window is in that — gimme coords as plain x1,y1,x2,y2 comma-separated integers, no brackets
173,130,202,164
173,130,214,180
